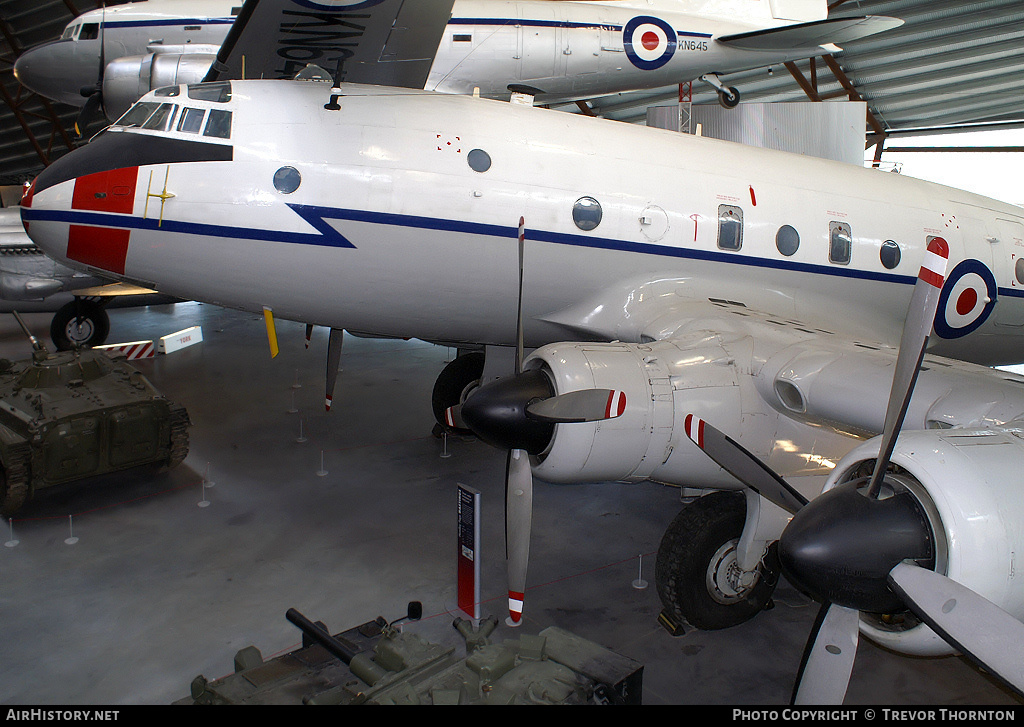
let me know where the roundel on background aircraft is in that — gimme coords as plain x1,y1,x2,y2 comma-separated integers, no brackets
623,16,677,71
934,259,998,339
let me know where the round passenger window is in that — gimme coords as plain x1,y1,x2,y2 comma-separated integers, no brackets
776,225,800,256
467,149,491,173
273,166,301,194
572,197,602,231
880,240,901,269
1016,258,1024,285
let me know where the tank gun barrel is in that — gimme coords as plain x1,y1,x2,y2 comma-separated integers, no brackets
286,608,359,665
11,311,44,352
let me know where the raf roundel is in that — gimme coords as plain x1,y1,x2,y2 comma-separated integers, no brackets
934,258,998,339
623,16,677,71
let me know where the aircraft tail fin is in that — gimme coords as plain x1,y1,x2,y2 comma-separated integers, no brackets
717,15,903,51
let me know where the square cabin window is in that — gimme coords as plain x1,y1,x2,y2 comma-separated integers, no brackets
829,221,852,265
718,205,743,251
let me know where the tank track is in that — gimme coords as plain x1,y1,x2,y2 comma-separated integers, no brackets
165,405,191,470
0,441,32,517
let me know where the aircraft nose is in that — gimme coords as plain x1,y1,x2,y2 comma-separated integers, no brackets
21,138,146,279
14,40,97,107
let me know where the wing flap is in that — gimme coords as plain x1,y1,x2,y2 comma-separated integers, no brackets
717,16,902,51
205,0,454,89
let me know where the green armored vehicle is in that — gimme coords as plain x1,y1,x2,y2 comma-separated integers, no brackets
181,602,644,705
0,312,190,516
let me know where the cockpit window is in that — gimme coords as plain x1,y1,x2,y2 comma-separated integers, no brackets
203,109,232,139
60,24,77,40
141,103,178,131
79,23,99,40
177,108,206,134
188,82,232,103
114,102,160,128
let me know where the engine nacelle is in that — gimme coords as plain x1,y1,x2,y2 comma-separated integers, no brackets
524,338,831,489
825,428,1024,657
102,53,216,121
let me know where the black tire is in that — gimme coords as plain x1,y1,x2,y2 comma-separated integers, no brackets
50,300,110,350
656,491,777,630
431,352,485,435
718,87,741,109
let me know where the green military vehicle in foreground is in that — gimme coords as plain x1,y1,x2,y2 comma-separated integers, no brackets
0,312,189,516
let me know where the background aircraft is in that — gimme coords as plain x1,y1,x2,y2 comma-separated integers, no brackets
20,75,1024,702
0,205,174,348
13,0,901,132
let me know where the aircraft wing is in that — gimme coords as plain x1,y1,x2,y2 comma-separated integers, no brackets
204,0,455,88
717,16,903,51
535,290,1024,448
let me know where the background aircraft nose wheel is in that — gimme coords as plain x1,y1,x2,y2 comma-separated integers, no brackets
718,87,741,109
50,299,110,350
431,351,485,436
655,491,777,630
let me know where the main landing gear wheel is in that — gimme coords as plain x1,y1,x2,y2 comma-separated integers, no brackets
717,86,741,109
50,299,110,350
431,352,485,435
656,491,778,630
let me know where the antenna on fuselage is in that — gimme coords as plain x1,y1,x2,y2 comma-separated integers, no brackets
324,54,351,111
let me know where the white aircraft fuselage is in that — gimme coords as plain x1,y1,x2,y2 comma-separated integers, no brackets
21,80,1024,366
16,0,854,117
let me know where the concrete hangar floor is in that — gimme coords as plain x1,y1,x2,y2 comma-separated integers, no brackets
0,302,1018,706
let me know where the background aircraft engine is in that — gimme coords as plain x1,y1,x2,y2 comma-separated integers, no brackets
524,340,752,489
822,427,1024,657
102,53,215,121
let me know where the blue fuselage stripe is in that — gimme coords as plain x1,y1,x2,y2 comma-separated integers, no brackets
24,205,946,290
96,16,713,38
27,203,1024,298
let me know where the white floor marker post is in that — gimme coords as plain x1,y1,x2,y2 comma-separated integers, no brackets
292,369,301,389
5,518,18,548
440,431,451,459
198,480,210,508
296,420,307,443
632,554,648,589
316,451,328,477
204,462,215,488
65,515,79,545
288,389,298,414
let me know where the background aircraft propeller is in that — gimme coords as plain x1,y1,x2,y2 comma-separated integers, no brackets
450,218,625,625
75,1,107,137
684,238,1024,702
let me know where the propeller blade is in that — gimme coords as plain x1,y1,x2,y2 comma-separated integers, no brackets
866,237,949,497
525,388,626,423
443,403,464,430
888,562,1024,697
514,217,525,374
505,447,533,627
74,93,103,138
792,602,860,705
324,327,343,411
684,414,808,515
